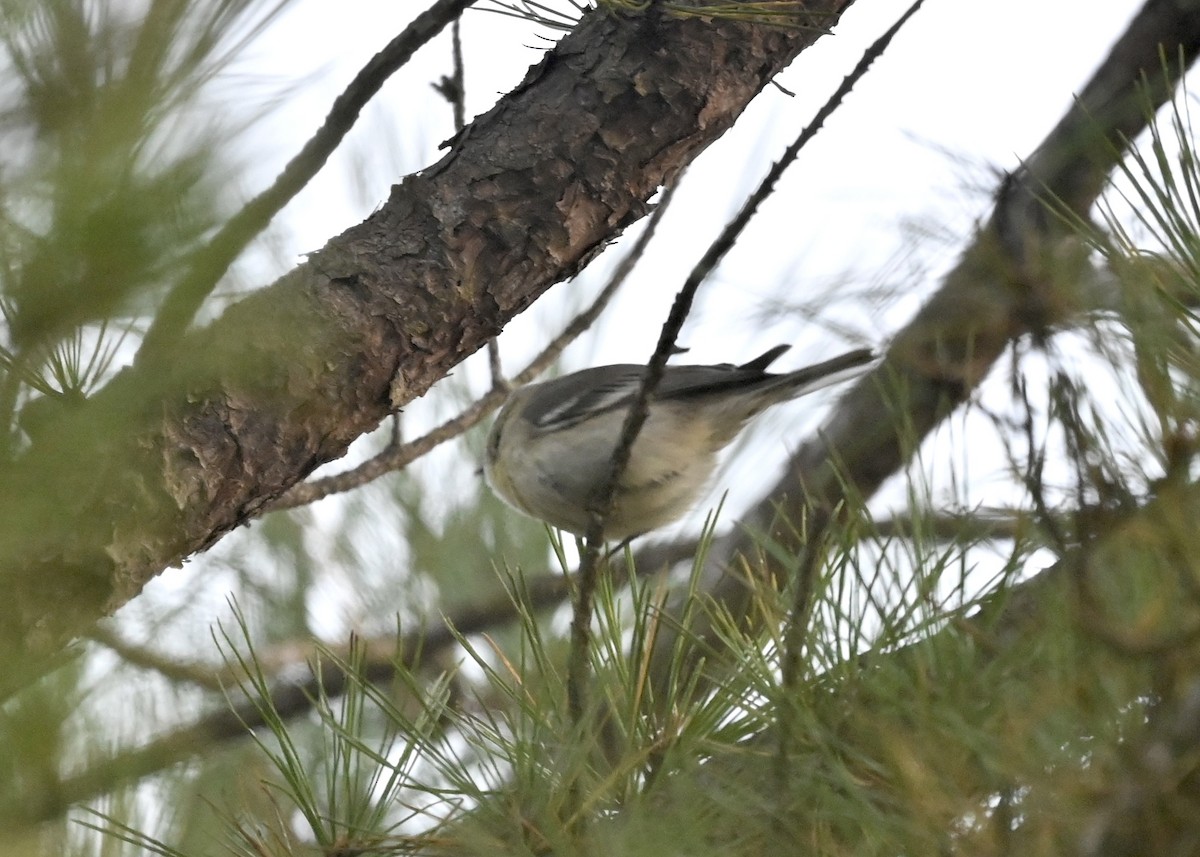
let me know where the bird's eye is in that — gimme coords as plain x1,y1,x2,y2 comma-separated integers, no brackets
486,412,506,458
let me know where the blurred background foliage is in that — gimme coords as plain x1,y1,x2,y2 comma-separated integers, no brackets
1,0,1200,855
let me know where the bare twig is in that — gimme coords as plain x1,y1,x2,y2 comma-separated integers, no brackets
487,340,505,390
482,16,504,396
565,0,925,736
432,18,467,133
87,625,226,691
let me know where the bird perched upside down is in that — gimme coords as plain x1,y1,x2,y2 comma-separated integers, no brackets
484,345,875,540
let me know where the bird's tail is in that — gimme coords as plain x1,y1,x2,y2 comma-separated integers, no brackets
758,347,876,400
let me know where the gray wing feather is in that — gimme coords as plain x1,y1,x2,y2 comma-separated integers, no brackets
525,346,873,433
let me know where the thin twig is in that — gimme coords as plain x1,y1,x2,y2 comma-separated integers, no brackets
566,0,926,734
88,625,226,690
778,0,927,693
437,18,467,133
434,17,508,389
137,0,478,363
487,341,505,389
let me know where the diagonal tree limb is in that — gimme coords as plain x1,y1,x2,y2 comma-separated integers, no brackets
648,0,1200,692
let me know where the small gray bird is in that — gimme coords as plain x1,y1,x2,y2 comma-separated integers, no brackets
484,345,875,540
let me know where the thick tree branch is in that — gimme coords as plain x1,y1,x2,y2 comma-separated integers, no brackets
0,4,851,655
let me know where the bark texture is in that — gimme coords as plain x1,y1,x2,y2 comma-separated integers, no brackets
0,4,851,654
